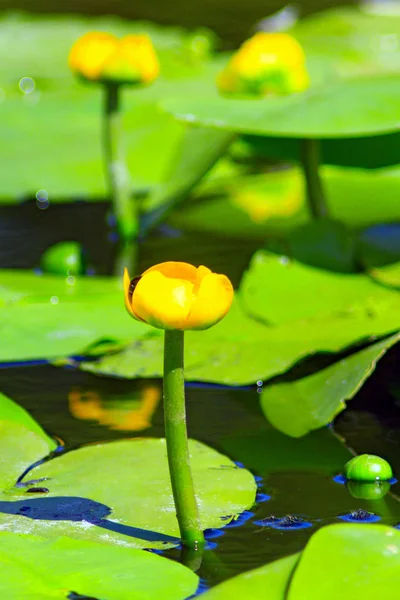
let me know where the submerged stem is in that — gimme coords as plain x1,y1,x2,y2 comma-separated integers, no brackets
103,83,138,275
163,330,205,550
300,138,329,219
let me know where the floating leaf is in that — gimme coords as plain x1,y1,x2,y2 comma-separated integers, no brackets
0,270,151,361
0,392,56,489
200,553,299,600
240,250,400,326
200,524,400,599
261,333,400,437
83,291,400,386
165,73,400,139
288,524,400,600
369,262,400,289
0,438,256,549
0,532,198,599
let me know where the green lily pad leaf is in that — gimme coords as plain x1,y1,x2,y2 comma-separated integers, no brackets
83,288,400,386
200,553,299,600
288,524,400,600
261,333,400,437
0,393,56,489
200,524,400,600
0,532,198,599
0,270,152,361
241,250,400,326
165,73,400,139
369,262,400,289
0,438,256,549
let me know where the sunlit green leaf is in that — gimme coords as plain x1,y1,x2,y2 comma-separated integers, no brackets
261,333,400,437
0,393,56,489
288,524,400,600
200,524,400,600
0,438,256,549
240,250,400,325
0,270,151,361
200,553,299,600
0,532,198,599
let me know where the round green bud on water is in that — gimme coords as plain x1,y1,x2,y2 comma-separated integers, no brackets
345,454,393,482
346,480,391,500
41,241,85,276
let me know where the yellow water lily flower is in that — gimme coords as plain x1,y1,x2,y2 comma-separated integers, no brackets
69,32,159,85
124,262,233,330
217,32,309,97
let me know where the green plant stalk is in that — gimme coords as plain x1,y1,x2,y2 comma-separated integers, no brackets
300,138,329,219
163,330,205,550
103,83,138,275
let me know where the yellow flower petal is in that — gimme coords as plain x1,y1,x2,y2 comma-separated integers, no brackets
132,270,195,330
186,273,233,330
143,261,198,282
217,32,309,97
68,32,118,80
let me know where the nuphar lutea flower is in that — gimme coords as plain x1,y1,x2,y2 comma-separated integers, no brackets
217,32,309,97
69,31,159,85
124,261,233,330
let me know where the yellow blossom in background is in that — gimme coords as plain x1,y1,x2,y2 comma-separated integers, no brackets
69,32,160,85
217,32,309,97
124,261,233,331
232,168,304,223
68,32,118,80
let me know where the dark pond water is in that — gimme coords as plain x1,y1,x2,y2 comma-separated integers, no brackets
1,199,400,592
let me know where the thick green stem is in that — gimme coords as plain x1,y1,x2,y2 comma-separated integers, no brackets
300,138,329,219
103,83,138,275
163,330,205,550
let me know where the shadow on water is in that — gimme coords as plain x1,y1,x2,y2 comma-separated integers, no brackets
0,496,179,545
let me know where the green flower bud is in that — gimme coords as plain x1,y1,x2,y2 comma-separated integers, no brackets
41,241,85,276
344,454,393,482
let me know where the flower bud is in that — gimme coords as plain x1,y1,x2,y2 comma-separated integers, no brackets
69,32,159,85
217,32,309,97
124,262,233,331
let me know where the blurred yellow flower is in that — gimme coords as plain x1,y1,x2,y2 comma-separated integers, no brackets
217,32,309,97
69,32,159,85
232,168,304,223
124,261,233,330
69,384,161,432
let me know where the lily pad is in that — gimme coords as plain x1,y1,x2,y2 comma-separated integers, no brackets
261,333,400,437
240,250,400,326
200,524,400,599
0,532,198,599
165,73,400,139
200,553,299,600
288,524,400,600
0,270,151,361
369,262,400,289
83,290,400,386
0,438,256,549
0,392,56,489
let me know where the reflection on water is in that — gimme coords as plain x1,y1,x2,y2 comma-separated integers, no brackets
68,381,161,432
